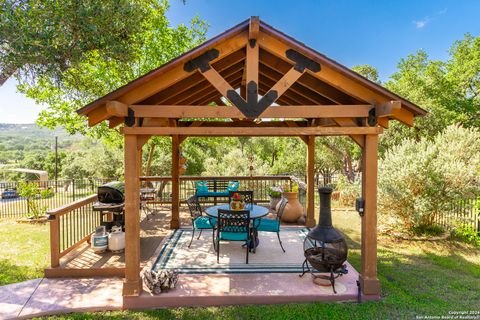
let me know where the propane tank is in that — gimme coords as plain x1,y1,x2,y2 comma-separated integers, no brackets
91,226,108,253
108,225,125,253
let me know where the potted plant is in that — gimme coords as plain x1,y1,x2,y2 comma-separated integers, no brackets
267,185,283,209
230,192,245,210
277,182,303,222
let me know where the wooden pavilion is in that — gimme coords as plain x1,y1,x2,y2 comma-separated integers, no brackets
77,17,426,298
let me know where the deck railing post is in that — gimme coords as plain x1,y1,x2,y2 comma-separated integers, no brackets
72,179,76,201
49,215,60,268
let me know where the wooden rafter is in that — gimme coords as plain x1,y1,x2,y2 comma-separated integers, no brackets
258,31,418,125
259,65,333,105
259,74,319,105
118,32,248,107
259,49,360,105
144,49,246,105
175,67,244,105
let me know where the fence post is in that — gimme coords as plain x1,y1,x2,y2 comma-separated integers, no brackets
72,179,76,201
49,215,61,268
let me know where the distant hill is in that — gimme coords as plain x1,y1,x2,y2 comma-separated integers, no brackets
0,124,83,164
0,123,77,139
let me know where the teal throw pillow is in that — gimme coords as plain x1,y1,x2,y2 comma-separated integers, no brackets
227,181,239,191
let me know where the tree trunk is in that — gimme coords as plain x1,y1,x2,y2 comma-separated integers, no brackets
0,65,17,86
145,144,156,176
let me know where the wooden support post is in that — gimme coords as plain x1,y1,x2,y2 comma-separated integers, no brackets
137,148,143,177
49,217,60,268
171,135,180,229
306,135,316,227
360,134,381,296
123,134,142,296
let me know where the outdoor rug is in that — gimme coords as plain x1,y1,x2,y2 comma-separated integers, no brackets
152,227,310,274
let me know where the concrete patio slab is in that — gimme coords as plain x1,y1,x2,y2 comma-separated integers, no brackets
0,278,42,320
123,262,379,310
1,278,123,320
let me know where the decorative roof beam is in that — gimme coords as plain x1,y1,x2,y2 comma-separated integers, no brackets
107,104,374,119
122,126,383,136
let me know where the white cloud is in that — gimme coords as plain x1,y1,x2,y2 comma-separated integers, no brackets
414,18,430,29
413,8,447,29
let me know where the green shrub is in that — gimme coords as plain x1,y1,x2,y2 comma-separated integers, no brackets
379,125,480,232
451,222,480,246
17,182,51,219
336,175,361,206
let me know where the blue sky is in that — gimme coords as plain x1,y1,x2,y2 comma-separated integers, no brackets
1,0,480,123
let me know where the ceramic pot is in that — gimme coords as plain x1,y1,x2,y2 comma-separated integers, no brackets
269,196,281,209
277,192,303,222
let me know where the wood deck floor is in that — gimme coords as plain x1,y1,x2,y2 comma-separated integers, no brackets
59,205,194,270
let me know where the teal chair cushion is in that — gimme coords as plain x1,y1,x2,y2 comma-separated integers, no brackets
195,180,208,193
193,216,216,229
256,218,280,232
197,191,229,197
219,232,249,241
227,181,239,192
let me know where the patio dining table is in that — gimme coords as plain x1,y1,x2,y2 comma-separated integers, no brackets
204,203,269,219
204,203,269,252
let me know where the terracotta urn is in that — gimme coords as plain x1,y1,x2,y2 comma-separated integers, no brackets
277,192,303,222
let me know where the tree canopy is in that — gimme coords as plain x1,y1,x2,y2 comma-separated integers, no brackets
0,0,161,85
8,0,207,139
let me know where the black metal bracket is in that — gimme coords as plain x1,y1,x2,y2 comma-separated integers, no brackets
249,38,256,48
183,49,220,73
286,49,321,73
357,280,362,303
367,108,378,127
124,108,135,127
227,81,278,118
355,198,365,217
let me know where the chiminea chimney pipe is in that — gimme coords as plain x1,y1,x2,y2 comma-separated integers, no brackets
319,187,333,227
307,186,344,242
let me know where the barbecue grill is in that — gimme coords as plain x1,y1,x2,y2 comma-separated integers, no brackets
93,181,125,231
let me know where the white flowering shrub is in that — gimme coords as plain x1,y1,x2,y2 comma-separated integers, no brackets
379,125,480,231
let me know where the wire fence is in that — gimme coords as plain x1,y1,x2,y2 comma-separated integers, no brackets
0,178,110,219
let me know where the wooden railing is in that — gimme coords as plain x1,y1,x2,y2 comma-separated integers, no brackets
45,175,307,275
47,194,99,268
140,175,295,204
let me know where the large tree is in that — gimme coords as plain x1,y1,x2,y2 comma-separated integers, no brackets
8,0,206,139
0,0,160,85
382,33,480,149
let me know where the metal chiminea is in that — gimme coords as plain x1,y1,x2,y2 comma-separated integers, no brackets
300,187,348,293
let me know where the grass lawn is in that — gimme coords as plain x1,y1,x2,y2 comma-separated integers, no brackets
1,208,479,319
0,220,49,285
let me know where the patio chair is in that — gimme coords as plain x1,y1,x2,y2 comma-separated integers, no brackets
254,197,288,252
228,190,254,207
186,195,216,248
215,209,251,264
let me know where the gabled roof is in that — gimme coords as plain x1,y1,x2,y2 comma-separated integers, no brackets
77,17,426,128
